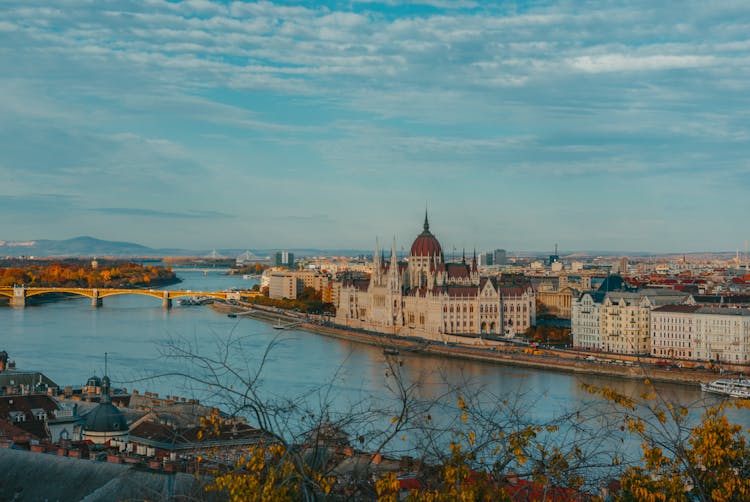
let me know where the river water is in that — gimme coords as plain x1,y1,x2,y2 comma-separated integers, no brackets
2,269,747,466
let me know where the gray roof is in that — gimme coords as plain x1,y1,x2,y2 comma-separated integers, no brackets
0,448,215,501
696,307,750,316
84,402,128,433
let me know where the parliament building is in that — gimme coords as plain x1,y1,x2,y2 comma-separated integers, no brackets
335,214,535,340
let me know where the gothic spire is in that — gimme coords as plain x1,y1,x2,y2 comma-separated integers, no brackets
373,238,381,280
423,208,430,232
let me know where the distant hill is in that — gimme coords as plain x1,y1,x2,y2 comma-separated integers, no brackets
0,238,372,258
0,236,158,257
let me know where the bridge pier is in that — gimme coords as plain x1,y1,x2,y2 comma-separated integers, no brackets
91,289,102,308
162,292,172,309
10,286,26,308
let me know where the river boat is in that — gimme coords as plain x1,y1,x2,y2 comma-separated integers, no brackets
700,377,750,398
177,296,213,306
383,347,400,356
272,319,286,330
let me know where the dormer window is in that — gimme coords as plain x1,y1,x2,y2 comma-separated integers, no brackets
31,408,47,421
9,411,25,423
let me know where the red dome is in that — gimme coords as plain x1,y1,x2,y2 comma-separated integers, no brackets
410,212,443,257
410,231,442,257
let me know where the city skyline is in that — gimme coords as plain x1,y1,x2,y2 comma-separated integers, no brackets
1,1,749,252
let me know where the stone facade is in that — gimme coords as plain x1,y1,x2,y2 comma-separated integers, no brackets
334,214,535,340
651,306,750,363
600,290,693,355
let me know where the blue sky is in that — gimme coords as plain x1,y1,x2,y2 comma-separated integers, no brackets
1,0,749,253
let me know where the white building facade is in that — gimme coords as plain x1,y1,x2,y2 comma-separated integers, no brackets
571,292,603,350
600,290,692,355
651,306,750,363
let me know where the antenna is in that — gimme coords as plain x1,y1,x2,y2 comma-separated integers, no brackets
105,352,108,376
555,243,558,255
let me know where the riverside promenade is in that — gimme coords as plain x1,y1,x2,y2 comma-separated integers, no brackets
219,303,727,387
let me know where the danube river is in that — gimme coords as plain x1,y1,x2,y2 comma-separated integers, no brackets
2,270,747,460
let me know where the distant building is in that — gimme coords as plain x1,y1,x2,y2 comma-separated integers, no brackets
548,244,560,266
493,249,507,265
536,280,578,318
274,251,295,268
295,270,330,295
335,214,535,339
479,252,494,267
269,272,298,300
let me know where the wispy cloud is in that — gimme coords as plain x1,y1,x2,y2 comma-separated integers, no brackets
1,0,749,250
92,207,234,219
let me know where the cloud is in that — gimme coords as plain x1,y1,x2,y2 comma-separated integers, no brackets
92,207,234,219
1,0,749,250
569,54,717,73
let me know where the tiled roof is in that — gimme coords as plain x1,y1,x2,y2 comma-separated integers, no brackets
445,286,479,298
0,395,58,422
445,263,470,279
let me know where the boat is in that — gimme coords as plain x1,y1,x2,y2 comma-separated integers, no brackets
700,377,750,398
272,319,285,330
383,348,400,356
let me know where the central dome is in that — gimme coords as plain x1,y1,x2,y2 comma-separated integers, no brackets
83,375,128,436
84,402,127,433
410,212,443,257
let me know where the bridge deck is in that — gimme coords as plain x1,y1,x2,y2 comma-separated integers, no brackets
0,286,262,303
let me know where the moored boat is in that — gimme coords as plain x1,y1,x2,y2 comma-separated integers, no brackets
700,377,750,398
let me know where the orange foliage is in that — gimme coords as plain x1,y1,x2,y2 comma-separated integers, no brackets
0,260,177,288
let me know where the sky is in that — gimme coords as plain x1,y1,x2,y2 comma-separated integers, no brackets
1,0,749,254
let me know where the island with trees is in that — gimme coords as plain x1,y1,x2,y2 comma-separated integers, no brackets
0,258,179,289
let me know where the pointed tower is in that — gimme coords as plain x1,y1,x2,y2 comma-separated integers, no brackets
372,237,381,286
83,354,128,445
389,237,399,291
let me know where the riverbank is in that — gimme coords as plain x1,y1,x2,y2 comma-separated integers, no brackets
216,303,722,387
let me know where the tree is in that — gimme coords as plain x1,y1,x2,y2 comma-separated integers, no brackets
583,380,750,501
152,329,750,501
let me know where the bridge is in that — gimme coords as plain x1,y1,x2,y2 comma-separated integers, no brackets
0,286,263,309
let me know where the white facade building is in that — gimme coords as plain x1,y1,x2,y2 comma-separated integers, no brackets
651,306,750,363
600,290,693,355
571,292,603,350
